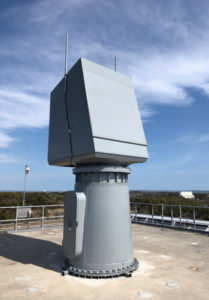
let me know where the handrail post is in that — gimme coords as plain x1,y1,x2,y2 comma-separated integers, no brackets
171,205,173,224
193,207,196,229
15,207,18,231
162,203,164,224
152,204,154,224
41,206,45,230
179,205,182,229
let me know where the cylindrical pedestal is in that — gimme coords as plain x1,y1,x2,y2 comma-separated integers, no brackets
63,165,138,278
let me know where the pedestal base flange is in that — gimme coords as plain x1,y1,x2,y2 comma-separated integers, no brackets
62,258,139,278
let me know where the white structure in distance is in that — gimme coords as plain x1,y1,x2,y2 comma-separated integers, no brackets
180,191,195,199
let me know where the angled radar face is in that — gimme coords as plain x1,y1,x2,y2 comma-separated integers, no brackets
48,58,148,167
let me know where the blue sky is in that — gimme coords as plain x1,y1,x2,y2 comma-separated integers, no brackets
0,0,209,191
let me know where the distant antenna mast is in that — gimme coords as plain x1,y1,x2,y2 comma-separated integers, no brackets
115,56,117,72
65,34,69,75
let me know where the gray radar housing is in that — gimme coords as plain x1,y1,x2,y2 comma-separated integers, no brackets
48,58,148,278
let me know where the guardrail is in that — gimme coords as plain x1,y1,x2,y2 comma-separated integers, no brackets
130,202,209,233
0,204,64,232
0,202,209,233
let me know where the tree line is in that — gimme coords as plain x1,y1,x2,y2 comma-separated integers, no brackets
0,191,209,221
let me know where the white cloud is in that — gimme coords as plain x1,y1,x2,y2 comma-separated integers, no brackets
1,0,209,148
138,104,156,119
0,131,14,148
0,88,49,151
123,49,209,107
0,89,49,130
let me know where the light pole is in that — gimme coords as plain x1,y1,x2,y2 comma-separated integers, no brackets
23,165,30,206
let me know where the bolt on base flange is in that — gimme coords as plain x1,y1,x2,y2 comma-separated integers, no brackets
62,258,139,279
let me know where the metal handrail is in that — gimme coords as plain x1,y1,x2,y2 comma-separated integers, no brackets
0,204,64,232
0,215,64,223
130,202,209,209
0,202,208,233
131,202,209,233
0,204,64,209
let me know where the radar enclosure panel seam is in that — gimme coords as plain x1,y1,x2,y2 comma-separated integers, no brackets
48,78,72,166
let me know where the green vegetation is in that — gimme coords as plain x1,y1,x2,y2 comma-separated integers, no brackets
0,192,65,207
0,192,65,220
0,191,209,221
130,191,209,206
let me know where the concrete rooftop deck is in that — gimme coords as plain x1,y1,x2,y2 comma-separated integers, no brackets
0,225,208,300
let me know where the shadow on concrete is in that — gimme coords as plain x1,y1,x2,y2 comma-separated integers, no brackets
0,232,64,273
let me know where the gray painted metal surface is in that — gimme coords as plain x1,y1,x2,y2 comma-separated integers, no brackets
48,78,72,166
48,57,148,278
17,207,31,219
63,192,86,259
63,165,138,277
48,58,148,167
